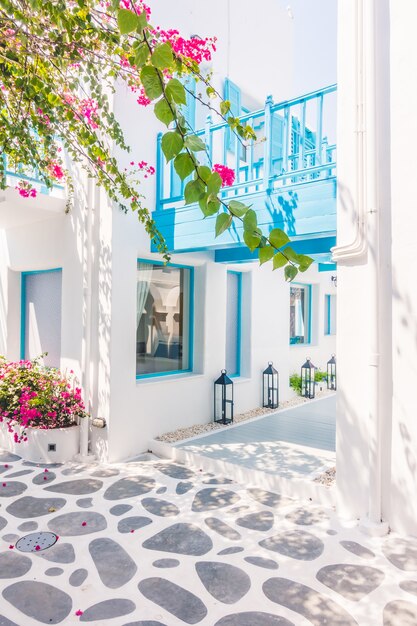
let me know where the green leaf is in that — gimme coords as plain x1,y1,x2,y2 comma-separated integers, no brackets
228,200,249,218
197,165,211,183
137,11,148,32
199,194,220,217
259,246,275,265
243,229,262,252
220,100,231,115
165,78,186,105
174,153,196,180
243,209,257,232
269,228,290,249
151,43,174,70
282,246,298,263
134,44,150,67
140,66,163,100
154,98,175,126
297,254,314,272
117,9,139,34
215,213,233,237
206,86,216,98
285,265,298,282
207,172,222,195
184,135,206,152
184,179,206,204
272,252,288,270
161,132,183,162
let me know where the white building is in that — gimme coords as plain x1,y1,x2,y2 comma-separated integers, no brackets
0,1,337,464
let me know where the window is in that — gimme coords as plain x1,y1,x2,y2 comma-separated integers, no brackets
325,294,337,335
136,262,192,377
225,271,241,376
290,284,310,345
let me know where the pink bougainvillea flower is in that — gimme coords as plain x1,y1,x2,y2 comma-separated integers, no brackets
44,468,49,473
81,521,87,527
75,610,83,617
4,464,8,468
130,529,135,533
213,164,235,187
2,483,6,487
35,545,41,551
8,545,14,549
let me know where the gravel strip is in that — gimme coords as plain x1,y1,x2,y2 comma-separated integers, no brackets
156,389,334,444
314,466,336,486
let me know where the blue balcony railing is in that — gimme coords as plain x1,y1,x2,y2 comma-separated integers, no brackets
155,84,337,211
2,154,65,196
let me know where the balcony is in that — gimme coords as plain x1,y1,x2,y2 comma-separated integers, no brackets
152,84,337,265
0,157,66,229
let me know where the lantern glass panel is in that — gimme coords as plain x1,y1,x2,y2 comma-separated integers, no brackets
263,363,279,409
214,370,234,424
327,355,337,390
301,359,315,399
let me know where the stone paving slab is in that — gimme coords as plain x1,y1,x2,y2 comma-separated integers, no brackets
0,448,416,625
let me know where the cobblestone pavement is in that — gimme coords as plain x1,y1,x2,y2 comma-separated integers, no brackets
0,449,416,625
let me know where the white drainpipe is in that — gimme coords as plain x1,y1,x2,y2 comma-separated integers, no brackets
332,0,388,535
77,175,95,462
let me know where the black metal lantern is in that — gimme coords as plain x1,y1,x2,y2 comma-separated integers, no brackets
327,354,337,390
263,362,279,409
301,357,316,399
214,369,234,424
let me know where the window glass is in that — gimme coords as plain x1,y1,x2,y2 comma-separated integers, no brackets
226,272,241,376
325,294,337,335
136,262,191,376
290,285,310,344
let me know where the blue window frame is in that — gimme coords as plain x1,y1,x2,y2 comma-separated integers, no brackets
325,294,336,335
289,283,311,345
225,271,242,377
224,78,241,152
136,259,194,379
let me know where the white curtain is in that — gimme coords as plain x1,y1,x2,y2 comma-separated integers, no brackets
136,263,153,329
295,294,305,337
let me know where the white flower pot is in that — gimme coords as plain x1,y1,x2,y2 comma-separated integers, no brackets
0,421,80,464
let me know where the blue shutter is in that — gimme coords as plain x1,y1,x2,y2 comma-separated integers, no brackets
224,79,241,152
271,113,284,175
170,77,196,199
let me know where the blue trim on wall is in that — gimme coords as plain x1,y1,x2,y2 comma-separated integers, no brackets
20,268,62,360
136,258,195,380
289,282,312,346
318,262,337,272
214,235,337,264
227,270,242,378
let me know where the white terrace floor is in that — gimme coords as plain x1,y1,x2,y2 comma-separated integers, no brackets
1,449,417,625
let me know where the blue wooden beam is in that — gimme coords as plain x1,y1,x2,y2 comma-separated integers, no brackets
214,236,336,263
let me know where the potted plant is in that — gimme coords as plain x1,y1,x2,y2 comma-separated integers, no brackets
0,356,87,463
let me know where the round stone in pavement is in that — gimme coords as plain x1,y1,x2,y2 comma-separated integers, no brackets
123,622,167,626
38,543,75,564
103,476,155,500
48,511,107,536
236,511,274,532
316,564,384,601
0,516,7,531
89,538,138,588
69,568,88,587
156,487,167,494
118,516,152,533
2,581,72,624
263,577,357,626
45,567,64,576
176,482,193,495
0,551,32,578
110,504,133,516
154,463,194,480
218,547,244,555
205,517,241,540
80,599,136,622
383,537,417,571
33,472,56,485
44,478,103,495
2,534,19,543
6,496,66,518
18,521,38,532
340,540,375,560
285,507,329,525
192,488,240,512
384,600,417,625
143,522,213,556
90,467,120,477
203,477,234,484
6,470,34,478
400,581,417,596
153,558,180,568
141,497,180,517
0,452,20,463
0,482,27,498
259,530,324,561
139,578,207,624
245,557,279,570
215,612,295,626
247,488,293,509
76,498,93,508
196,561,251,604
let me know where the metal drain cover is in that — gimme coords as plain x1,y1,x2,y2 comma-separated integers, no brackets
16,532,58,553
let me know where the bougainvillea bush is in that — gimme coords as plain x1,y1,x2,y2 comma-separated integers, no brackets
0,356,88,443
